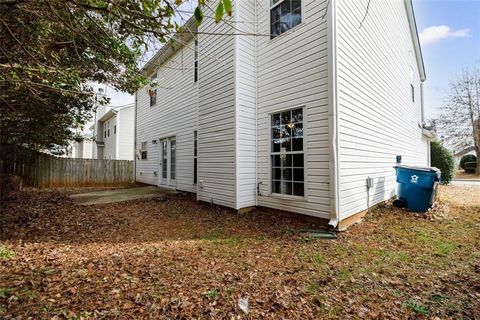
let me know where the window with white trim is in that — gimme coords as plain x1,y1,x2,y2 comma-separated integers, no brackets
194,40,198,83
270,0,302,39
409,66,415,103
149,73,157,107
140,141,147,160
271,108,304,196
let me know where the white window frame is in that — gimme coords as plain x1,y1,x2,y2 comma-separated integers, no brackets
140,141,147,160
149,73,157,107
269,106,307,199
194,40,199,83
158,136,177,187
269,0,304,39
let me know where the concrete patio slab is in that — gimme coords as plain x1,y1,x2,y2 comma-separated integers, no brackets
70,186,176,205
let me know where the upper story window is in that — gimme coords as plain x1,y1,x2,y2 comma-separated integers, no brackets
150,73,157,107
270,0,302,39
409,66,415,103
114,124,117,134
271,108,304,197
140,141,147,160
194,40,198,83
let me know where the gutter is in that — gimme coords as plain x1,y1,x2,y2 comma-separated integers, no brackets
405,0,426,82
327,0,340,228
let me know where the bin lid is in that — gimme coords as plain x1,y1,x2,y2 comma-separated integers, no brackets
394,165,441,179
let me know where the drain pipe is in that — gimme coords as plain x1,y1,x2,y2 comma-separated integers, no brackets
327,0,340,229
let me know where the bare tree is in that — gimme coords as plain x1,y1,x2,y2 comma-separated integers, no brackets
438,68,480,175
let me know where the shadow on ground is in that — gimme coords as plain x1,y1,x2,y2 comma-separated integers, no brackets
0,189,314,244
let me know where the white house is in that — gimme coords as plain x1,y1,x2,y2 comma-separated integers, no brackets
135,0,433,228
91,104,135,160
70,133,93,159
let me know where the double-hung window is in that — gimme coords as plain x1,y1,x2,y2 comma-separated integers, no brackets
271,108,304,197
140,141,148,160
150,73,157,107
270,0,302,39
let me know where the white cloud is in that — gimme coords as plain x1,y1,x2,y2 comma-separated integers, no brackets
419,25,470,46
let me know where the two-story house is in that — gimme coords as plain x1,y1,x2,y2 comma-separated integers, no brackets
135,0,433,229
91,103,135,160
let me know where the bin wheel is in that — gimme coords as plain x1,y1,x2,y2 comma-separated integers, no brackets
393,198,406,208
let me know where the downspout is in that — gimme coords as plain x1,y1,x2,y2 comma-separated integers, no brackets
254,0,259,207
327,0,340,228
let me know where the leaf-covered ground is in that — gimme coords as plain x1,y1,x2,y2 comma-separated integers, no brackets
1,186,479,319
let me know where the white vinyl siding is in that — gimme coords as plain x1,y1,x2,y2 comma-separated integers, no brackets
197,1,236,208
235,0,257,209
118,106,134,160
135,39,198,193
103,116,116,159
336,0,428,219
256,0,330,219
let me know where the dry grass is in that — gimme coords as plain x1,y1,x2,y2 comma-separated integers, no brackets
1,185,479,319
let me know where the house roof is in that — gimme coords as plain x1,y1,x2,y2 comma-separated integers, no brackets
141,17,197,77
404,0,426,81
454,146,476,157
98,103,134,122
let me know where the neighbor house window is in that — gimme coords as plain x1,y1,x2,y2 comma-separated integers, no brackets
193,130,198,184
107,121,110,137
114,124,117,134
194,40,198,83
270,0,302,39
141,141,148,160
150,73,157,107
271,108,304,196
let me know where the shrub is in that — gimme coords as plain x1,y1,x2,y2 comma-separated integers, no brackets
430,140,454,184
464,161,478,174
460,154,477,169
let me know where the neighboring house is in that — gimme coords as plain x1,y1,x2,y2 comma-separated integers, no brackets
91,104,135,160
70,133,93,159
453,146,476,167
135,0,433,228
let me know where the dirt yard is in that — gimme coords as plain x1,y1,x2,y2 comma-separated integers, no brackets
1,186,479,319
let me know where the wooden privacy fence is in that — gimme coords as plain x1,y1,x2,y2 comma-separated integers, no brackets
2,152,133,188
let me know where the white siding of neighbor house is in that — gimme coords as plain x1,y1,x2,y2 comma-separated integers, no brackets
135,40,198,193
255,0,331,219
118,106,134,160
103,115,117,159
197,3,236,208
336,0,429,219
235,0,257,209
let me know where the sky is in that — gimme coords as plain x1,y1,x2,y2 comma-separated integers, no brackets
101,0,480,119
413,0,480,119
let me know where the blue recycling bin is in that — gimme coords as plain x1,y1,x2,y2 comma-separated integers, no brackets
394,165,441,212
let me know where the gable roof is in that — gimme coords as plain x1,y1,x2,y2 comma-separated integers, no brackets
404,0,426,81
141,17,197,77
